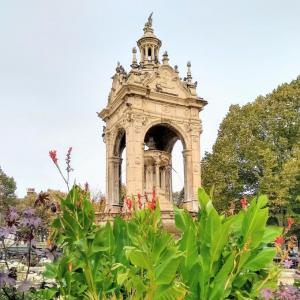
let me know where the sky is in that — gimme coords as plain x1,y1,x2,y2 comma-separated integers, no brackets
0,0,300,198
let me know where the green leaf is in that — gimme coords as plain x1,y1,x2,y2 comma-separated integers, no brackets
174,207,190,232
153,283,187,300
125,246,152,270
156,251,182,285
208,252,235,300
92,222,115,253
261,226,283,243
198,188,211,211
241,196,269,249
243,248,277,271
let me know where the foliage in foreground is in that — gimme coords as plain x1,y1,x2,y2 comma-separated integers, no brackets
25,185,281,300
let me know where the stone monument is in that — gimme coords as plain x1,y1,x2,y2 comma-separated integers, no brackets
98,14,207,213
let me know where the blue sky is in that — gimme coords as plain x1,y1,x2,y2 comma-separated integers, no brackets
0,0,299,197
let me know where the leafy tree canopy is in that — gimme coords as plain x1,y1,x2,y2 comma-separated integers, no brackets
16,189,66,230
202,76,300,221
0,166,17,211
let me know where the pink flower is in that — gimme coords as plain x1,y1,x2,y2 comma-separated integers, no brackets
49,150,58,164
260,288,273,300
282,259,293,269
240,197,248,209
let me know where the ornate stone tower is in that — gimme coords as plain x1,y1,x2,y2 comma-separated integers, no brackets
99,14,207,212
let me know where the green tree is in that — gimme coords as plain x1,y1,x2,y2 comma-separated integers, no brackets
0,166,17,223
202,76,300,223
16,189,66,240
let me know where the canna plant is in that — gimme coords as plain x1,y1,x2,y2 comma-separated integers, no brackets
115,204,187,300
43,186,186,300
174,188,282,300
43,186,129,299
42,185,282,300
41,146,283,300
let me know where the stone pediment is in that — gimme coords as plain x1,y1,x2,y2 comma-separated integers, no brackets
144,65,191,98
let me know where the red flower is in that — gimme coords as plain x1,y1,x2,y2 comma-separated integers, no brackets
287,217,295,228
274,236,284,247
240,197,248,209
137,193,142,209
49,150,58,164
152,188,156,203
147,201,156,210
125,197,132,211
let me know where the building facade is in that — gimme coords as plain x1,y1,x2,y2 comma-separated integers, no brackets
99,14,207,212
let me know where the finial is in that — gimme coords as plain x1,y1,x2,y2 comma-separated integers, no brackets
131,47,138,69
186,61,192,83
144,12,154,33
162,51,169,65
116,61,121,73
174,65,179,73
147,12,153,27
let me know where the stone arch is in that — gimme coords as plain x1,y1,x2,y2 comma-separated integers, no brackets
113,127,126,156
143,120,188,150
143,121,188,207
111,127,126,205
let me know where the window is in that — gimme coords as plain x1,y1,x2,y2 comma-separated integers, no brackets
148,48,152,61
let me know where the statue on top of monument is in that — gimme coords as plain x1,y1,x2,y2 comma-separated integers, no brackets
145,12,153,29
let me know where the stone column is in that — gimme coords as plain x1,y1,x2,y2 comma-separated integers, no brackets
107,156,122,211
144,47,147,64
161,168,166,190
182,149,196,211
152,45,155,61
145,166,151,190
126,124,144,196
155,163,160,188
168,165,172,203
190,133,201,211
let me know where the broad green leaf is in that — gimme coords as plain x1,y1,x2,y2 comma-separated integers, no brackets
153,283,187,300
125,246,152,270
156,252,182,285
208,252,235,300
241,196,269,249
261,226,283,243
198,188,211,210
174,207,191,232
243,248,276,270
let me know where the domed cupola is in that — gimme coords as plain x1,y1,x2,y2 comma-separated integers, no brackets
137,13,162,68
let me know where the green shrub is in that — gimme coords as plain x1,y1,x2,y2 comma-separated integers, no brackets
174,189,281,299
38,186,280,300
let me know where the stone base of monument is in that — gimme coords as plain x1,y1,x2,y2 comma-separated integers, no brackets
278,269,295,285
